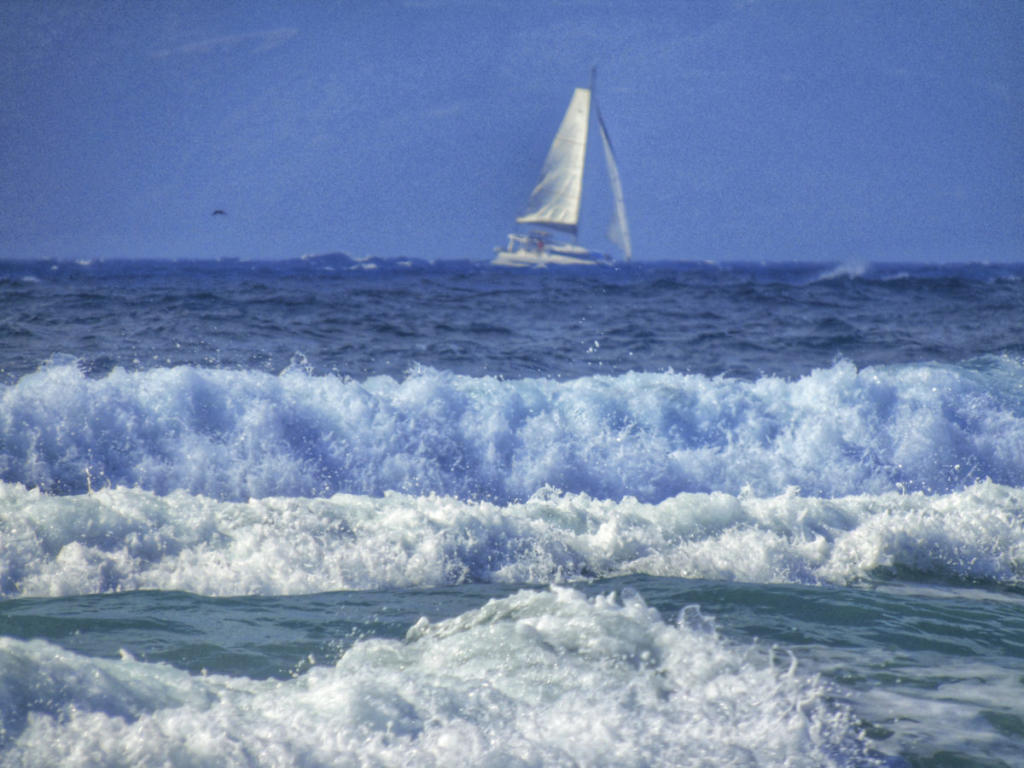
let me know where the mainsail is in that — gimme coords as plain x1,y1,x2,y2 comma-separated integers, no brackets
516,88,591,235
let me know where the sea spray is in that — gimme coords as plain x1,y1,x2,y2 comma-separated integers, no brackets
0,588,885,767
3,480,1021,598
2,358,1022,502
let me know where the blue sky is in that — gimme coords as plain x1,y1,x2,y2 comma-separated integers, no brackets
1,0,1020,262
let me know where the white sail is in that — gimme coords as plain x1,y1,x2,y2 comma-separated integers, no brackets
516,88,591,234
595,98,632,262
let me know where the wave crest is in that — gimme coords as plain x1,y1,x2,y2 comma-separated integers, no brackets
0,588,880,766
2,480,1021,597
2,358,1022,502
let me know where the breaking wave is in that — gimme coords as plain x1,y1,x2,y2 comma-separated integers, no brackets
0,588,883,767
1,357,1022,503
2,480,1021,597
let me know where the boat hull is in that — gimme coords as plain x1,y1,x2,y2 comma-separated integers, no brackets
491,246,612,268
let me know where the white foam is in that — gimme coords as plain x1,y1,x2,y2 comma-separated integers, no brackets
2,480,1021,598
813,262,869,282
1,358,1022,502
0,588,883,767
850,656,1024,766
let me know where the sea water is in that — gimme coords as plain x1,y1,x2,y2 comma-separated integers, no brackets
1,256,1023,766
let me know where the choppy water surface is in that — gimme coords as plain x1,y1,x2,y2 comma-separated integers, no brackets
1,256,1023,766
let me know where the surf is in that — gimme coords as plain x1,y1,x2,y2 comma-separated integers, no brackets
2,479,1021,598
0,587,882,767
2,357,1022,503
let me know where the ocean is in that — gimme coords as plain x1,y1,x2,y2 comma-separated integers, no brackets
1,255,1023,767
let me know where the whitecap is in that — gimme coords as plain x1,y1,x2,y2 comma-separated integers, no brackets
0,588,883,766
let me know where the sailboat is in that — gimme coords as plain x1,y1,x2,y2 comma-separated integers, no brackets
492,71,632,267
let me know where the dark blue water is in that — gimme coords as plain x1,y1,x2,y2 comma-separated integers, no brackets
4,256,1022,383
2,257,1023,766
